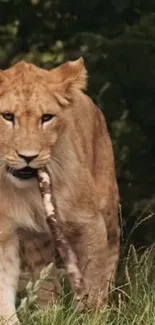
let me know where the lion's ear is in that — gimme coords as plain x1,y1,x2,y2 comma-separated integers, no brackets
49,58,87,105
51,57,87,90
61,57,87,91
0,71,6,84
0,71,7,95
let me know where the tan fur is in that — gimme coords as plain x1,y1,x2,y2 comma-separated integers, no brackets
0,58,120,323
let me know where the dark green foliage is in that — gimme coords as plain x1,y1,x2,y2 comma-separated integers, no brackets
1,0,155,246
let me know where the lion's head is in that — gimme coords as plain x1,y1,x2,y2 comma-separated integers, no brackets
0,58,87,181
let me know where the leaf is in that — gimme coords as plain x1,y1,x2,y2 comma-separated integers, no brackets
111,0,130,13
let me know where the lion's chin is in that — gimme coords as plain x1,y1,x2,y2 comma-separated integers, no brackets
6,166,38,180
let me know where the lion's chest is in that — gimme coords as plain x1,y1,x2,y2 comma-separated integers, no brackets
0,176,48,232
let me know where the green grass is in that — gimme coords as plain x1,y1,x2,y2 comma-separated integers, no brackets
17,244,155,325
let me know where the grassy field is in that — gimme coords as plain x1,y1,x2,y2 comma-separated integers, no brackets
17,244,155,325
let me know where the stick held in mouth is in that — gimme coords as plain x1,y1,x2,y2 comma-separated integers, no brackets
37,167,84,295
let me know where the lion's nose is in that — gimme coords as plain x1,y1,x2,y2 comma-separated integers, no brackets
17,152,38,164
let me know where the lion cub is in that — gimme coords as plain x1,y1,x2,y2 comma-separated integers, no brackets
0,58,120,324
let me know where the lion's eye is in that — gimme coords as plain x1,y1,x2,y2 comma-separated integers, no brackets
41,114,55,124
1,112,15,123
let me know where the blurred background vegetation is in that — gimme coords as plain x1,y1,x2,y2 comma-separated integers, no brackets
1,0,155,247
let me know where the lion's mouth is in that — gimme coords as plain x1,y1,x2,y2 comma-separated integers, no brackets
7,166,37,179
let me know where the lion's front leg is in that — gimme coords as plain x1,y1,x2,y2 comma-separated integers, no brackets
67,214,115,310
20,231,61,307
0,225,20,324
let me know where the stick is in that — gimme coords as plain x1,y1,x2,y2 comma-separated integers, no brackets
37,167,84,295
